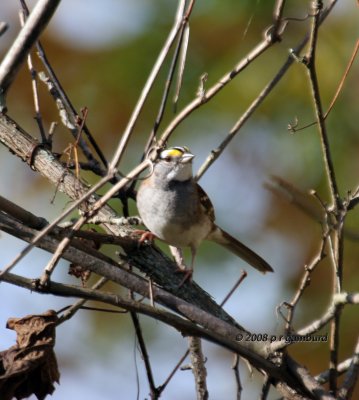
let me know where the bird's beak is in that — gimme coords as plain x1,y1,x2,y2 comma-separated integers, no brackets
181,152,194,164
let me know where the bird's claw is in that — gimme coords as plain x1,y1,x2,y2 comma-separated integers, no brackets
134,230,156,246
175,267,193,287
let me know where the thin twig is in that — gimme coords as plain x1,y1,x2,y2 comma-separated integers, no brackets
337,337,359,400
239,33,358,136
304,0,340,210
265,176,359,241
19,0,108,170
348,185,359,211
304,1,344,394
142,10,190,159
259,374,271,400
57,277,108,324
156,270,248,394
220,271,247,307
37,71,106,176
0,22,8,37
0,0,61,107
39,216,87,285
188,336,208,400
37,156,150,284
270,292,359,352
232,354,242,400
131,312,159,400
324,39,359,121
158,36,275,148
108,0,189,171
315,353,358,385
173,22,190,111
196,53,303,179
271,0,287,40
159,0,290,153
19,10,47,143
196,0,338,180
279,235,327,334
157,351,189,396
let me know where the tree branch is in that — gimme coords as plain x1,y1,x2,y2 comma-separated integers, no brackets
0,0,60,108
0,210,331,398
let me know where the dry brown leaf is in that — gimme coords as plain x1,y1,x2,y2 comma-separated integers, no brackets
0,310,60,400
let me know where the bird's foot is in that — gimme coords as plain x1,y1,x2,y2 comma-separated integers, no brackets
134,230,156,245
175,267,193,287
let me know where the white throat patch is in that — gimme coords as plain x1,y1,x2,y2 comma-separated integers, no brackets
167,162,193,181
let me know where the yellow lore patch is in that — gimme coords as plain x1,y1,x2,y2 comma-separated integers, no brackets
160,146,190,159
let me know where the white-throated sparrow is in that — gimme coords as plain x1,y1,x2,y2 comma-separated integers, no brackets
136,146,273,280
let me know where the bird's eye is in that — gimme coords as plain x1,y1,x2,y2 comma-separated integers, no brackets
163,156,171,162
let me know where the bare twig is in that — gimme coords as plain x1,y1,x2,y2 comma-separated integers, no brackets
289,37,359,134
37,71,107,176
173,22,190,110
271,0,287,40
0,21,8,37
304,1,340,209
0,0,61,108
19,10,47,143
131,312,159,400
158,0,293,148
220,271,247,307
315,353,359,385
18,0,108,170
39,217,87,286
271,292,359,352
156,270,248,395
259,374,271,400
324,39,359,121
196,0,338,180
337,338,359,400
158,36,276,148
279,235,327,334
108,0,189,171
57,277,108,324
265,176,326,223
303,1,344,394
157,351,189,396
348,185,359,211
265,176,359,241
142,10,190,158
188,336,208,400
232,354,243,400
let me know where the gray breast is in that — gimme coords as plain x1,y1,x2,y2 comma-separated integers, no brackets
137,178,201,246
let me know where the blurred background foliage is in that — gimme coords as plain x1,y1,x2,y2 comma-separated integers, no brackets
0,1,358,399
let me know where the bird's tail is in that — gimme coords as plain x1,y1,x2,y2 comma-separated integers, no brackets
208,227,273,273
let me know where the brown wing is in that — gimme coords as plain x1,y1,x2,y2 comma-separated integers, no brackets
197,184,215,222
